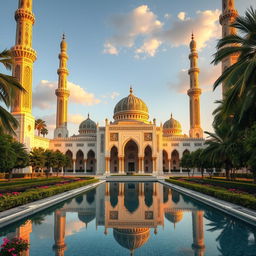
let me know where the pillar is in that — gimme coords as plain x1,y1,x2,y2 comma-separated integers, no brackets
105,157,110,174
153,157,157,174
72,159,76,173
84,159,87,172
53,211,66,256
168,159,171,173
141,157,144,173
192,211,205,256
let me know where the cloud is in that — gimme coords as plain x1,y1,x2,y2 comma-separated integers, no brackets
161,10,221,50
177,12,186,21
170,64,221,94
103,5,163,56
68,114,86,124
33,80,101,110
103,6,221,57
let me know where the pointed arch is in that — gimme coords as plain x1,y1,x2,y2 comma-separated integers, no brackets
87,150,96,173
171,150,180,170
110,146,119,173
76,150,84,171
162,150,169,172
144,145,152,173
65,150,73,171
183,149,190,156
124,140,139,173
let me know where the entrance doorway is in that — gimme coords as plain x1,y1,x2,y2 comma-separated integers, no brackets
124,140,138,173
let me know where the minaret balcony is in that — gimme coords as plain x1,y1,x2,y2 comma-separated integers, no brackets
57,68,69,75
187,88,202,96
219,9,238,24
11,45,37,62
188,68,200,75
15,9,35,24
55,88,70,97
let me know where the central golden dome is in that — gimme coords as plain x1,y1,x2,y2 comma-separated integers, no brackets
113,87,149,123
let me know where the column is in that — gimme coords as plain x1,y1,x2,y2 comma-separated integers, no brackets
105,157,110,174
180,167,183,173
53,210,66,256
84,159,87,173
118,157,122,174
141,158,144,173
168,159,171,173
192,211,205,256
153,157,157,174
72,159,76,173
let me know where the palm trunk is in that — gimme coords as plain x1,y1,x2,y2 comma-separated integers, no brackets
225,169,230,180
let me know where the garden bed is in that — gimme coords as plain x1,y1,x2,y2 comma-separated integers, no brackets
165,178,256,210
0,177,98,212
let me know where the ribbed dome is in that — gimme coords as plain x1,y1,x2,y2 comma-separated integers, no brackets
163,114,182,135
113,228,150,254
79,114,96,134
113,87,149,123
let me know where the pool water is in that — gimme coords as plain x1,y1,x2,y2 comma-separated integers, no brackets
0,182,256,256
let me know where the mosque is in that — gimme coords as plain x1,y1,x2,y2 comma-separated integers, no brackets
10,0,238,174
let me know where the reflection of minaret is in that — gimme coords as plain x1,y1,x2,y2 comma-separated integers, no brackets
187,34,203,139
219,0,238,97
11,0,37,149
54,34,70,138
7,220,32,256
192,211,205,256
53,210,67,256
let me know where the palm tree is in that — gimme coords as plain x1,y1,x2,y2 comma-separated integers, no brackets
40,127,48,137
0,50,24,134
35,119,46,136
212,7,256,127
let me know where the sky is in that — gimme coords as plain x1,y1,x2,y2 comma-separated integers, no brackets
1,0,255,137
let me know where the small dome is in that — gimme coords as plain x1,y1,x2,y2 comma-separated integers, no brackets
190,33,196,50
113,228,150,254
113,87,149,123
79,114,96,134
60,34,67,50
78,211,95,224
163,114,182,135
165,210,184,224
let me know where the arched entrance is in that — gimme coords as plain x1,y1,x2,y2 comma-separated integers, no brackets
124,140,139,173
144,146,152,173
87,150,96,173
162,150,169,172
65,150,73,172
183,149,190,156
76,150,84,171
110,146,119,173
171,150,180,170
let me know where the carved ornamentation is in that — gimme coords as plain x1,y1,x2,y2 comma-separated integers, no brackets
144,133,152,141
110,133,119,141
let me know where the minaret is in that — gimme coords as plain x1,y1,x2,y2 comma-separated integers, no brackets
219,0,238,96
187,34,203,139
11,0,37,148
192,211,205,256
54,34,70,138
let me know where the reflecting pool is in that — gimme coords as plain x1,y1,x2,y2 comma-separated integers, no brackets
0,182,256,256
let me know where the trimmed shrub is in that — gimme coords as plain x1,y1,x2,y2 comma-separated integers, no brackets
165,178,256,210
0,178,98,212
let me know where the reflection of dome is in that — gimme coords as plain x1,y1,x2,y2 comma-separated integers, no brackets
113,228,150,254
163,114,182,136
113,87,149,123
79,114,96,134
78,212,95,224
165,210,184,224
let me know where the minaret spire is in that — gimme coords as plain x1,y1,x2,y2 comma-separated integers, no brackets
219,0,238,97
54,35,70,138
11,0,37,147
187,34,203,139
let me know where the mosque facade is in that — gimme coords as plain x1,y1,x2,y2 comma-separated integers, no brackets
10,0,238,174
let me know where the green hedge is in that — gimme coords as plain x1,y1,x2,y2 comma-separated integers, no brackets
184,178,256,194
165,178,256,210
0,178,98,212
213,173,253,179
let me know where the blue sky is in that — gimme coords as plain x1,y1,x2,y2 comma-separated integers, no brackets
1,0,255,137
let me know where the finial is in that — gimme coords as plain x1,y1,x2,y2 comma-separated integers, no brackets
130,86,133,94
191,33,194,40
62,33,65,40
87,113,90,119
171,113,173,119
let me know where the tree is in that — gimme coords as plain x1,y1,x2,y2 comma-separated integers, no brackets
244,123,256,183
212,7,256,129
0,50,24,134
54,150,66,176
40,127,48,137
29,148,46,176
35,119,46,136
0,132,29,180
